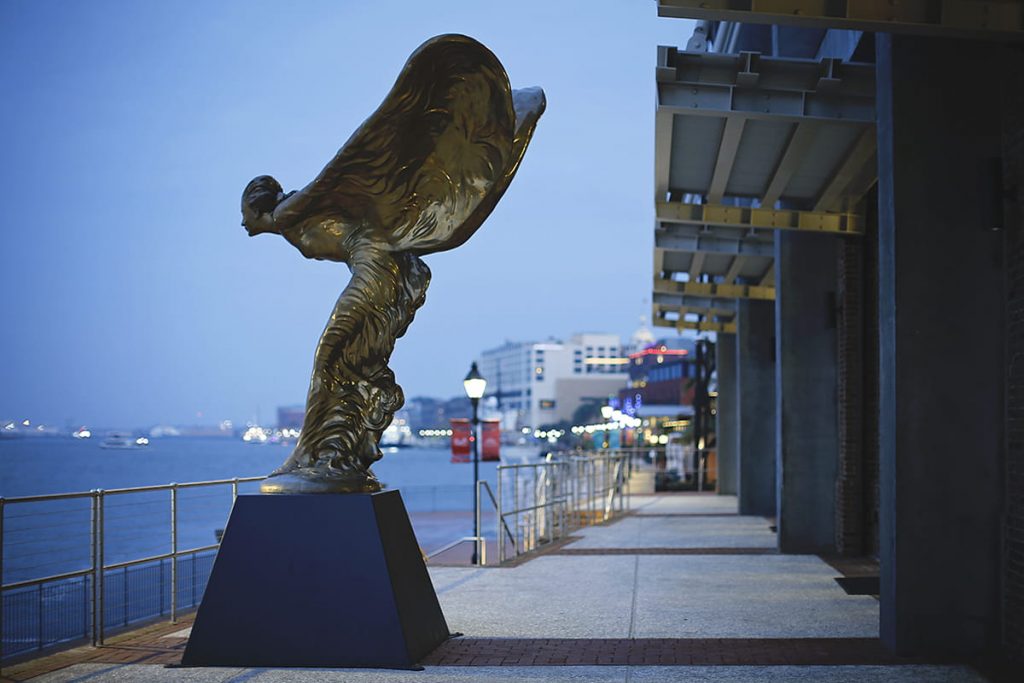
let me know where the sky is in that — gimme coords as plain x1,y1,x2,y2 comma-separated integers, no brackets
0,0,695,429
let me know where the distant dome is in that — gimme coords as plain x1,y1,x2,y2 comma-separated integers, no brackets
631,316,655,348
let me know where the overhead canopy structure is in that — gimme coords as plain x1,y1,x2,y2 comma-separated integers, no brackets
652,46,876,332
657,0,1024,39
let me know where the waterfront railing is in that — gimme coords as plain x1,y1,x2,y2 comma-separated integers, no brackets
1,448,649,665
487,448,640,565
0,477,263,664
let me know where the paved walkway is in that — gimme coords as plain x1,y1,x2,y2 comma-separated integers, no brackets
3,492,991,682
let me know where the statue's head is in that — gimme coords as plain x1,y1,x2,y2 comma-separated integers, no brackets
241,175,284,236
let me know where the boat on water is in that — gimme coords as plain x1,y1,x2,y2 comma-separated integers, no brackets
380,421,413,448
99,432,149,449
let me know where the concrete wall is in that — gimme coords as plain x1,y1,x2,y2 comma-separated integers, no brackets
736,300,776,517
774,232,840,554
716,333,738,495
876,34,1006,657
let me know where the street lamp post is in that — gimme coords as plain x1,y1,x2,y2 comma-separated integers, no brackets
463,362,487,565
600,404,613,449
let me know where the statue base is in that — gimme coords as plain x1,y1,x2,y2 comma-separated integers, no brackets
180,491,449,669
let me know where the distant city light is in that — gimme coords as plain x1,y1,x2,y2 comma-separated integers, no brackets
583,357,629,365
242,426,269,443
417,429,453,437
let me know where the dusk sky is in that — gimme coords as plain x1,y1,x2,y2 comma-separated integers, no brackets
0,1,695,429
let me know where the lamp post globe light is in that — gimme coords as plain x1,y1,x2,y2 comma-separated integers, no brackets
463,362,487,564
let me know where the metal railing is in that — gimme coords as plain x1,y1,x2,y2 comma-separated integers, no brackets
493,448,636,564
1,450,644,663
0,477,263,664
422,449,640,566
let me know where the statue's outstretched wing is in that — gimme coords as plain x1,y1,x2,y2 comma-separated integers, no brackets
276,34,545,256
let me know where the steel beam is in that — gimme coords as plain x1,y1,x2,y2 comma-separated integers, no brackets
709,117,746,203
655,110,673,201
654,277,776,301
656,230,775,258
759,263,776,287
761,121,820,207
654,301,736,321
689,251,707,279
723,255,746,285
653,314,738,334
654,290,739,313
814,127,877,212
657,0,1024,40
660,49,875,95
658,201,863,235
658,81,875,124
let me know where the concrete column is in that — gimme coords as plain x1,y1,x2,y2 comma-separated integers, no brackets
736,300,776,517
715,333,738,495
774,232,839,554
876,34,1006,656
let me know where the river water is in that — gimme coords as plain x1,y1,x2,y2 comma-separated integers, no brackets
0,437,508,584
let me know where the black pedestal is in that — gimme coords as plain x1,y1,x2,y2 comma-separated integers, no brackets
181,491,449,668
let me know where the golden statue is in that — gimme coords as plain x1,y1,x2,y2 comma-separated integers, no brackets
241,35,544,494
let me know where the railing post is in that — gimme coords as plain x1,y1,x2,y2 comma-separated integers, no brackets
474,480,483,566
512,468,519,557
231,477,239,503
37,582,43,650
589,459,595,524
497,468,504,565
97,489,105,645
89,491,97,645
170,484,178,624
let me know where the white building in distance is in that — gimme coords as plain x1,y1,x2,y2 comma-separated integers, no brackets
478,333,630,431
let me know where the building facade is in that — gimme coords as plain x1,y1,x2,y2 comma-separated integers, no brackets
478,333,629,431
617,337,697,414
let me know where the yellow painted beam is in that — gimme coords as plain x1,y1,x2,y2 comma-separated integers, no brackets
657,201,863,235
653,316,738,334
653,278,776,301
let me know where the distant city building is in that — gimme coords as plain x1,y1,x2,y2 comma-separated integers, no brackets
617,337,697,417
478,332,630,431
277,405,304,430
404,395,472,432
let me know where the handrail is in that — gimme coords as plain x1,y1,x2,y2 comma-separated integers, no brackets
479,480,516,551
3,476,265,504
2,568,93,593
1,475,266,660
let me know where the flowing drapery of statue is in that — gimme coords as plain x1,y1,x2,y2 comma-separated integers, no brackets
240,35,544,494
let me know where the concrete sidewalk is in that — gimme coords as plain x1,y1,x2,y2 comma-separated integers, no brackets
10,493,988,682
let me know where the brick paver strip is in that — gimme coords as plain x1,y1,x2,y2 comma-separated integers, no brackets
1,614,195,682
3,630,946,677
421,637,940,666
554,547,778,555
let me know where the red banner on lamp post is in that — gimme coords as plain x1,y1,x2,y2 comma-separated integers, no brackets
450,418,470,463
481,419,501,461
